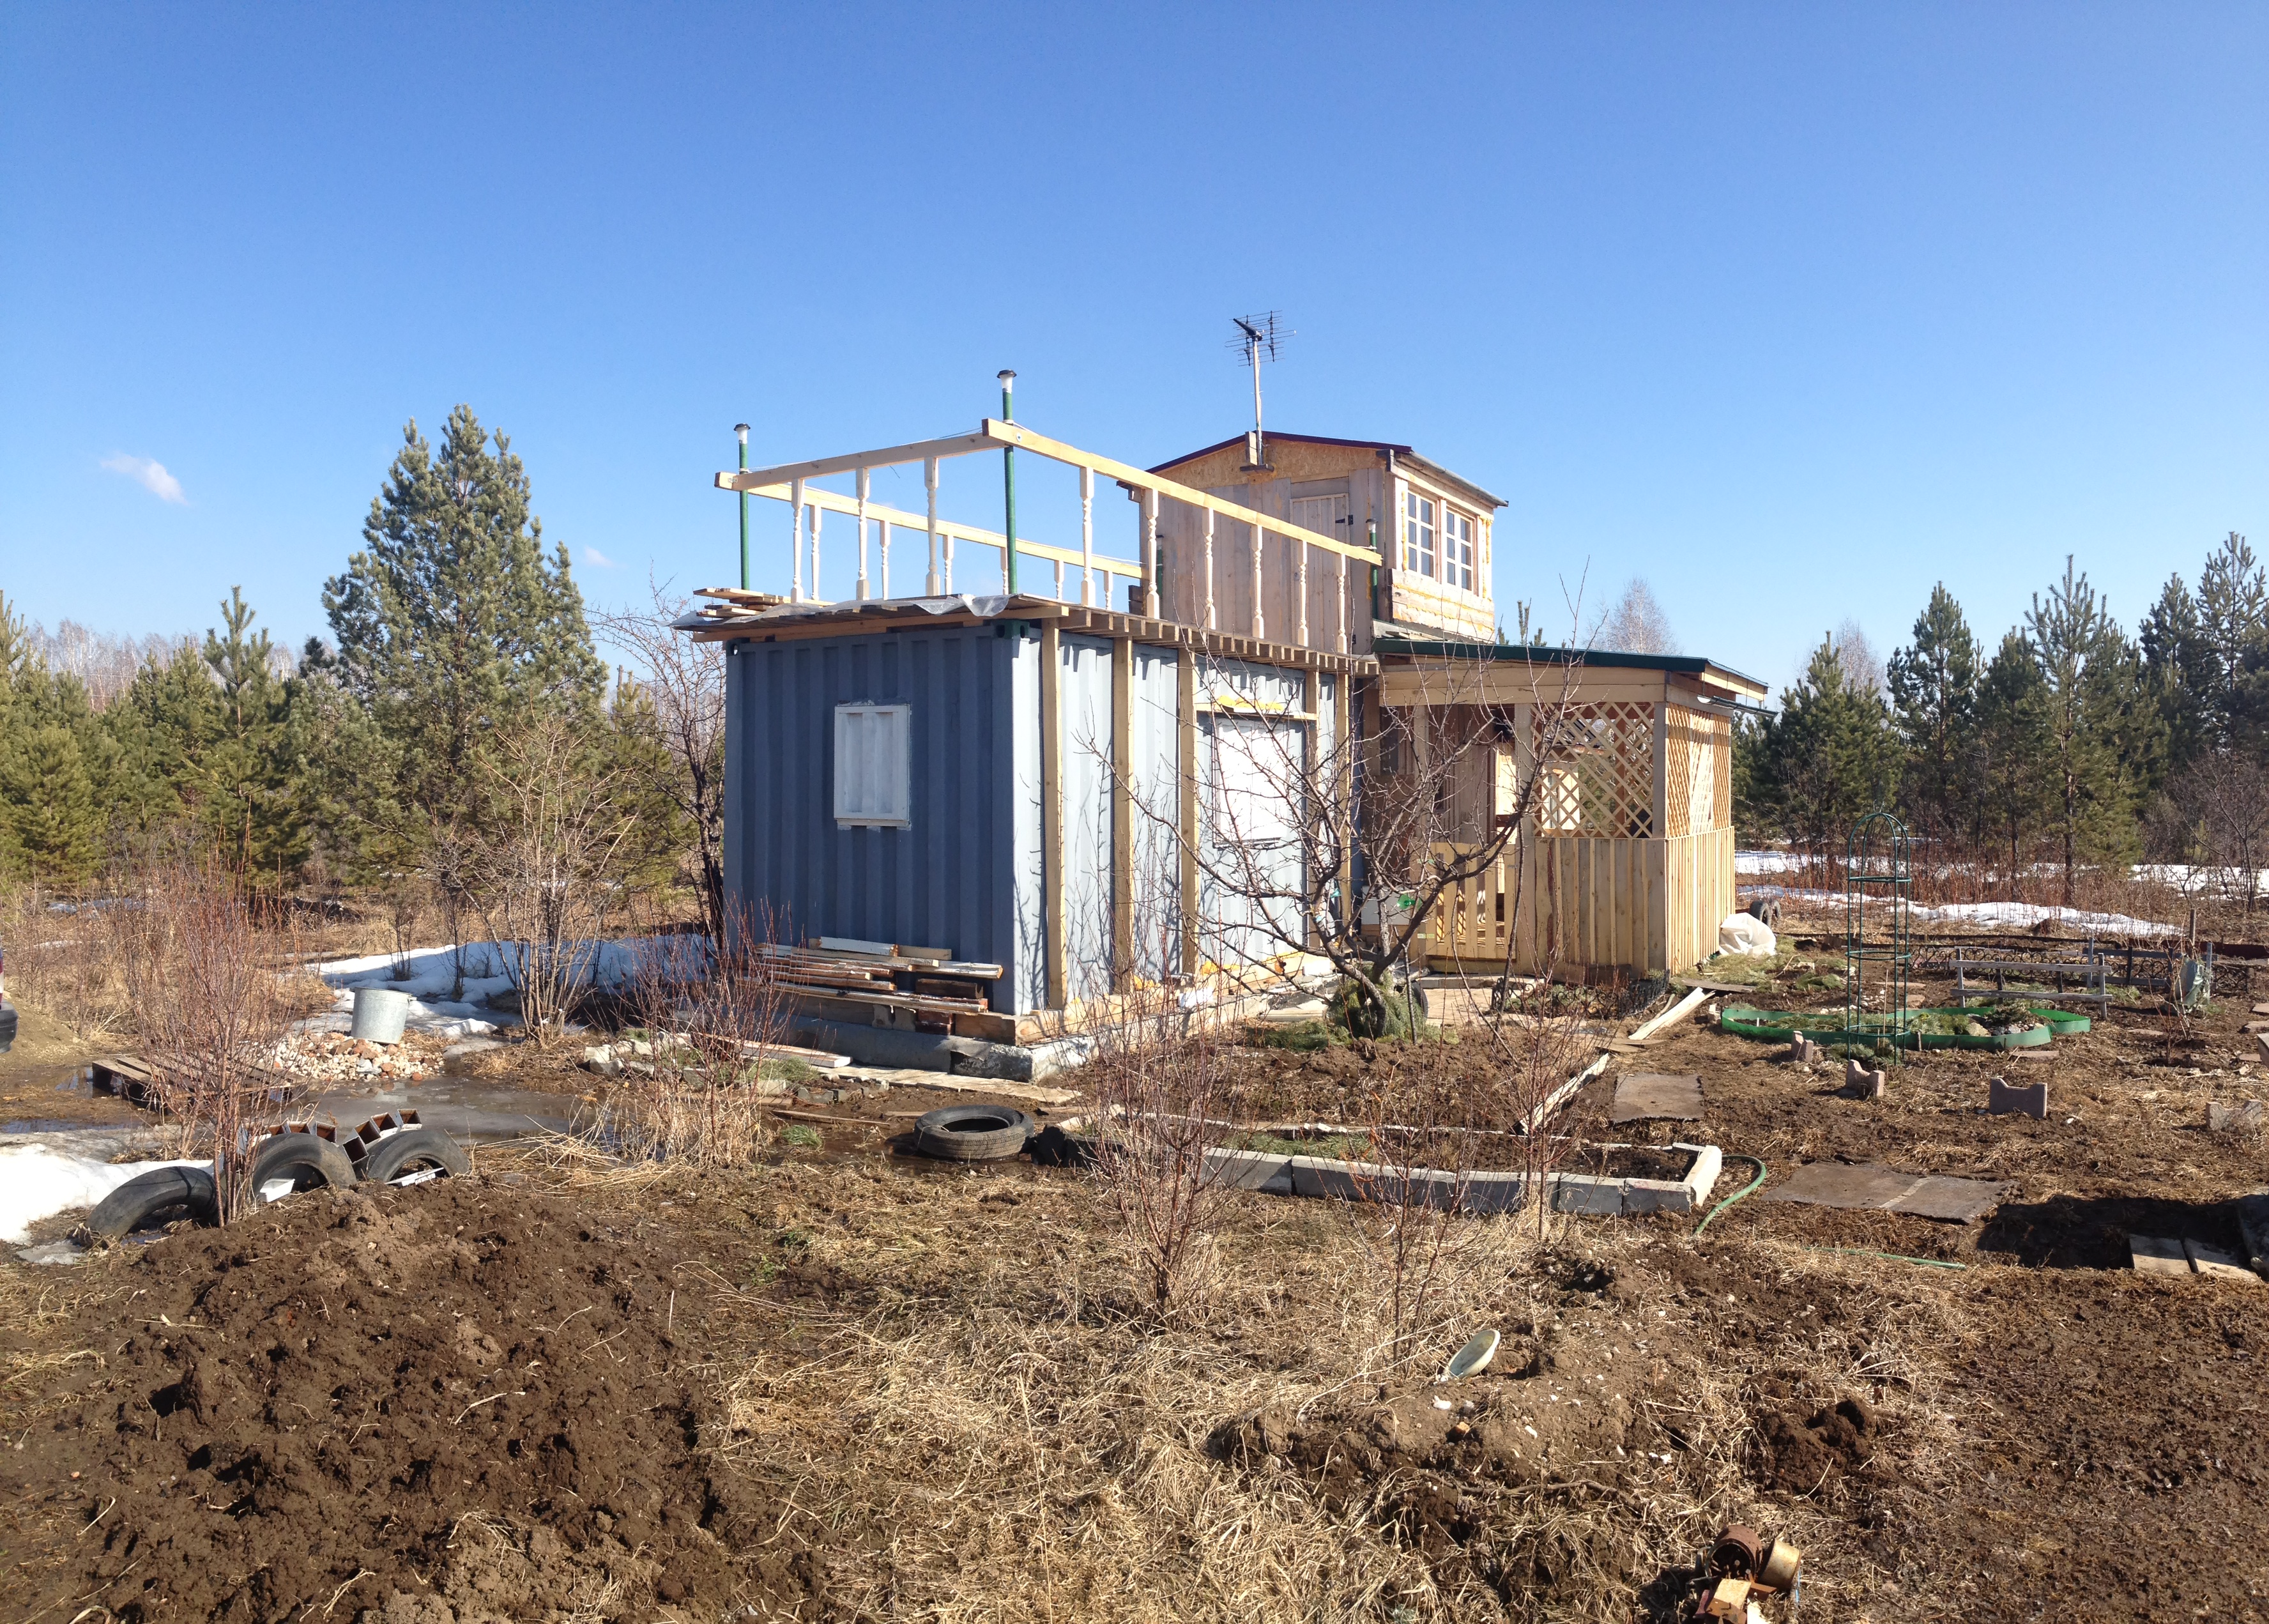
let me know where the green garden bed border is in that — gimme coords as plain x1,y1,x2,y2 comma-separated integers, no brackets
1717,1003,2086,1050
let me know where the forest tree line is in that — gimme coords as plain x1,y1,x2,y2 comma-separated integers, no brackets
1734,532,2269,902
0,406,722,940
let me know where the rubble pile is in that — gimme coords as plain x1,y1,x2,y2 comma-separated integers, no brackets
274,1030,439,1084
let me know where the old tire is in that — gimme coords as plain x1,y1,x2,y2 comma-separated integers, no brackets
249,1131,357,1197
85,1167,218,1239
360,1126,471,1183
912,1105,1035,1161
0,1000,17,1054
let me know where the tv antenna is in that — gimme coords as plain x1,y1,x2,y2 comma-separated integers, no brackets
1228,312,1289,468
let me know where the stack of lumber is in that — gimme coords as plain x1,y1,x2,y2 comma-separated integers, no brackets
758,937,1005,1023
692,586,789,623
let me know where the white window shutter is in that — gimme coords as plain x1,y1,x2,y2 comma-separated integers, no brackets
834,703,911,827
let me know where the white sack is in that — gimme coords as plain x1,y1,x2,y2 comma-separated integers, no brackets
1718,912,1777,957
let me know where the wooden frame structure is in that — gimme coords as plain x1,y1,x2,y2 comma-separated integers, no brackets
1373,639,1768,978
715,418,1381,652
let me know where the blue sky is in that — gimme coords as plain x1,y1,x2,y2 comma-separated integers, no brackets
3,3,2264,692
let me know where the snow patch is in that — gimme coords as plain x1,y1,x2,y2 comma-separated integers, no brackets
0,1144,205,1245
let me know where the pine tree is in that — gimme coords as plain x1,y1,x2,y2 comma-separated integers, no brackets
197,588,307,885
2139,573,2214,774
2026,556,2149,903
103,641,222,836
1975,631,2052,887
1753,636,1900,856
323,406,604,838
1886,584,1978,848
2196,531,2266,751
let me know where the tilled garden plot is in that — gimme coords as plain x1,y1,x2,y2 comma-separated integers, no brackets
0,1179,813,1622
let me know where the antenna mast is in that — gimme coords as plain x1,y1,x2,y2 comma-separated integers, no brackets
1229,312,1288,469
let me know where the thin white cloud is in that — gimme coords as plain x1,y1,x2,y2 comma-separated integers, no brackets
100,452,187,505
583,546,616,569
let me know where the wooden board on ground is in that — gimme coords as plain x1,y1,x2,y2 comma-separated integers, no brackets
2186,1239,2264,1283
1677,978,1761,995
1609,1072,1704,1124
2130,1234,2196,1276
842,1071,1079,1107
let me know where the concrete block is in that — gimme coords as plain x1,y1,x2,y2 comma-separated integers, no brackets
2130,1234,2193,1276
1550,1175,1630,1215
1989,1076,2049,1119
1845,1058,1886,1099
2184,1239,2263,1284
2207,1101,2264,1135
1201,1148,1295,1191
1787,1033,1822,1064
1459,1171,1530,1214
2256,1032,2269,1065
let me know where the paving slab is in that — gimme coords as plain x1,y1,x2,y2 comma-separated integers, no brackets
1609,1073,1704,1124
1764,1162,1924,1211
1764,1161,2006,1222
1897,1175,2012,1223
2208,1101,2264,1135
2130,1234,2193,1276
2185,1239,2264,1284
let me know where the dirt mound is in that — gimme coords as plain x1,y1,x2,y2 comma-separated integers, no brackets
1750,1389,1882,1492
7,1179,811,1622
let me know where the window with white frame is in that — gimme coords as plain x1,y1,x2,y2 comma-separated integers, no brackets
1444,509,1474,592
834,703,910,827
1402,490,1436,577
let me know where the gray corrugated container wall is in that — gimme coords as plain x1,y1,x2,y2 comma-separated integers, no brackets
726,622,1027,1009
724,620,1334,1017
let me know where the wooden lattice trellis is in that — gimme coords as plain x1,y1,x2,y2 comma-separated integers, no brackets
1534,701,1655,838
1664,706,1727,838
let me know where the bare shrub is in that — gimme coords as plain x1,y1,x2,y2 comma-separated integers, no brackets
471,714,638,1043
606,898,792,1167
595,576,729,946
112,857,294,1222
0,880,132,1041
1343,1041,1485,1371
1085,987,1249,1321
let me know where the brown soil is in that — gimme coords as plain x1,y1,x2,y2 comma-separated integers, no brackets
1,1179,811,1622
3,951,2267,1621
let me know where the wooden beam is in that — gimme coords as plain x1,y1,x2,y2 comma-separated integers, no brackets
980,418,1378,564
1334,671,1353,937
1376,668,1670,710
1041,621,1066,1010
1111,636,1133,990
717,429,997,491
1179,646,1199,979
1304,668,1321,949
737,480,1144,585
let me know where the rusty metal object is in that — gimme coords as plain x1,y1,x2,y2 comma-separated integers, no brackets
1758,1536,1803,1591
1709,1524,1764,1580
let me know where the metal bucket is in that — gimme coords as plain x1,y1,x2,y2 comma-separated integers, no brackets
350,987,413,1045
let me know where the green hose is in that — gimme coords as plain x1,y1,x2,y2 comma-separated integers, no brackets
1693,1154,1766,1236
1808,1246,1967,1270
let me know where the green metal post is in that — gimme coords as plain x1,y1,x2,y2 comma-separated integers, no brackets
998,370,1018,595
735,424,751,590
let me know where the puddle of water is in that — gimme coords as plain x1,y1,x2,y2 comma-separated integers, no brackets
293,1074,579,1142
2,1118,116,1135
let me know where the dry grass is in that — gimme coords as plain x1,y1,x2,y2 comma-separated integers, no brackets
652,1144,1992,1621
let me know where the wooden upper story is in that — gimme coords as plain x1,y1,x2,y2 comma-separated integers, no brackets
1138,432,1506,649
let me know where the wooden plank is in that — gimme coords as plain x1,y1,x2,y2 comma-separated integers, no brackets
1179,647,1200,978
1377,669,1671,709
1112,635,1134,990
1647,838,1669,974
1334,673,1353,938
718,429,998,491
737,480,1145,583
1041,620,1066,1010
979,418,1376,563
